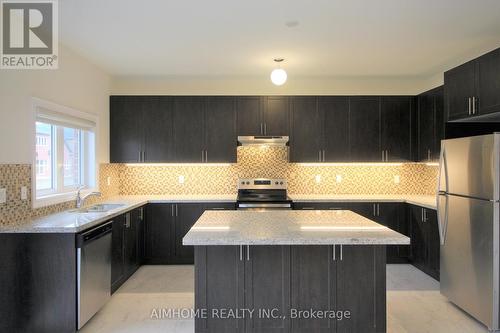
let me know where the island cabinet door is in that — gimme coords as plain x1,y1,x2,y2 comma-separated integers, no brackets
290,245,336,333
195,246,245,333
336,245,386,333
244,246,291,333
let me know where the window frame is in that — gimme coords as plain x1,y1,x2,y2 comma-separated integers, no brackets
31,98,99,208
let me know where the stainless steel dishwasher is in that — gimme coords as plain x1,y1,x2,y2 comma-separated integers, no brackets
76,221,113,330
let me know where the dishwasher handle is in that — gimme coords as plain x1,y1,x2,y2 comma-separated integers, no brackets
76,221,113,248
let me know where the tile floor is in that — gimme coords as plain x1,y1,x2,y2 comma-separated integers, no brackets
80,264,489,333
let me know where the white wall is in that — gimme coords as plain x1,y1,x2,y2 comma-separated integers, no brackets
0,45,110,164
111,74,442,96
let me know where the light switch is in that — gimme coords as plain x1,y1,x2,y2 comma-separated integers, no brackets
107,176,111,186
394,175,401,184
0,188,6,204
178,175,185,184
21,186,28,200
336,175,343,183
315,175,321,183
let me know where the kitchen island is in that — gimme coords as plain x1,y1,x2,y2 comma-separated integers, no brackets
183,210,410,333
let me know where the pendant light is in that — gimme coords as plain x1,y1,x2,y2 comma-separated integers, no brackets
270,58,287,86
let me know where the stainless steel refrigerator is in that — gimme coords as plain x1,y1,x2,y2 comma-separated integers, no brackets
438,133,500,331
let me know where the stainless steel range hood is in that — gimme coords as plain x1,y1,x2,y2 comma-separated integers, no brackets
237,136,289,147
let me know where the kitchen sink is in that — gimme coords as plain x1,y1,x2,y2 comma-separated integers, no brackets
76,204,125,213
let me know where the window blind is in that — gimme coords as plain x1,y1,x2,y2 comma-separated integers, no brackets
36,106,96,131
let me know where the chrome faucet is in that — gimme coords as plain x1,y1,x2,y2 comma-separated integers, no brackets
76,187,102,208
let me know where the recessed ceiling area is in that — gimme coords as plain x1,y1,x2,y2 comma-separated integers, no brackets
60,0,500,79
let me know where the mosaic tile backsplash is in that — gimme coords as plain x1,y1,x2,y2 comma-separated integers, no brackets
0,146,438,225
118,147,438,195
0,164,120,225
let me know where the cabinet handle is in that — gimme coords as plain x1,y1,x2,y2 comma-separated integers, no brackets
201,150,204,162
322,150,326,162
246,245,250,261
333,245,336,261
428,149,431,161
472,96,476,115
382,150,385,162
142,151,146,162
171,205,174,217
205,150,208,162
377,204,380,216
260,123,263,135
210,208,226,210
176,204,178,217
302,207,314,210
424,209,427,222
319,151,322,162
421,208,424,222
125,213,130,228
385,150,389,162
264,123,267,135
373,204,376,216
468,97,471,115
139,151,142,162
239,245,243,261
340,245,343,261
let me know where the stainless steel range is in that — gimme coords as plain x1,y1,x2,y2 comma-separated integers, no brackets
236,178,292,210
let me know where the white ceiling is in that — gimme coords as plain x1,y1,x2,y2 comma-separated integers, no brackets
60,0,500,78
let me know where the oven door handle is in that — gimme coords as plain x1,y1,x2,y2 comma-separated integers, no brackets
237,203,292,209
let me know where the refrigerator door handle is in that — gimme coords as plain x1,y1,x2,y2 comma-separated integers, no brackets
437,194,449,245
437,142,449,245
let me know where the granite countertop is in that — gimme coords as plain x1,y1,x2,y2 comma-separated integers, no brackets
0,195,237,234
289,194,437,210
0,194,435,234
182,210,410,246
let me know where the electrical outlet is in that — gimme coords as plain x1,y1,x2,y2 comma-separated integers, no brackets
336,175,343,183
0,188,6,204
178,175,185,184
107,176,111,186
394,175,401,184
315,175,321,183
21,186,28,200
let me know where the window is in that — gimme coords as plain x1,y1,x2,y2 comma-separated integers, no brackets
33,99,97,206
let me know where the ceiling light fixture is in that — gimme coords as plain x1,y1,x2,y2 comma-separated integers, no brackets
270,58,287,86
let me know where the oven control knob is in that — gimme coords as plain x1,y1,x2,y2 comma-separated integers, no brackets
275,181,278,185
246,181,250,185
241,181,245,185
280,181,283,185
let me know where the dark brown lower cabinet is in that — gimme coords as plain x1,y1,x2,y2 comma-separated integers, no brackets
146,202,236,264
409,205,440,280
195,245,386,333
112,206,145,293
0,233,76,333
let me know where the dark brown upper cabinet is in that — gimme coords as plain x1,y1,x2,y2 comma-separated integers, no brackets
445,47,500,121
381,96,414,162
143,97,174,162
263,96,289,136
204,96,237,163
173,97,205,163
110,96,237,163
110,96,145,163
349,96,381,162
322,96,350,162
290,96,350,163
477,48,500,116
417,86,444,162
236,96,262,136
289,96,321,162
236,96,289,136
